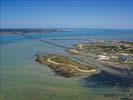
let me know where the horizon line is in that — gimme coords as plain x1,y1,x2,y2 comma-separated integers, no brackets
0,27,133,30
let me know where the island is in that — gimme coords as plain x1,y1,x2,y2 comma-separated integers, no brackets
0,28,67,34
36,54,98,78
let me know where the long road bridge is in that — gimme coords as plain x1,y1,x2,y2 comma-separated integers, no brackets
19,33,69,49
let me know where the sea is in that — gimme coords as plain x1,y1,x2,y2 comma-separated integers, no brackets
0,28,133,100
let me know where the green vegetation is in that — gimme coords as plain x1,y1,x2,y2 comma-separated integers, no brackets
36,55,97,78
73,41,133,65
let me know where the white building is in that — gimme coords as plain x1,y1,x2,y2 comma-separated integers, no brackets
98,55,110,60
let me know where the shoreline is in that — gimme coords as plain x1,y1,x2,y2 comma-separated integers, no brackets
36,54,99,78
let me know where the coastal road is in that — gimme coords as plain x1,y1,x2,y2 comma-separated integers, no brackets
72,54,133,79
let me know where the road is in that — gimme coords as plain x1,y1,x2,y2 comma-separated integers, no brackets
47,56,97,73
72,53,133,79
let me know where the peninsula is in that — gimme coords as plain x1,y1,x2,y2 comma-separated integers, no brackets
36,54,98,78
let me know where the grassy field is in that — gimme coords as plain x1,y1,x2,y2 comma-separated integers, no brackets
36,55,97,78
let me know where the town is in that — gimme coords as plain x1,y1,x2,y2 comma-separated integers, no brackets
70,40,133,65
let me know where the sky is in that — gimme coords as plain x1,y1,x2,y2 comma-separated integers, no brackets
1,0,133,29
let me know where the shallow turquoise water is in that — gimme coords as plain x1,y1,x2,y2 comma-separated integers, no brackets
0,29,133,100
